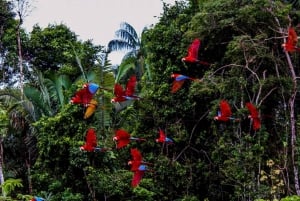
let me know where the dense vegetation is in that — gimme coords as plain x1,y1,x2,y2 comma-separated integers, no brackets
1,0,300,200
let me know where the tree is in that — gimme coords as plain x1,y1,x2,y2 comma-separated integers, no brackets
108,22,146,80
27,24,102,78
108,22,141,60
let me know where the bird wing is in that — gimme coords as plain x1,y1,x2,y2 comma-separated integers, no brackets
129,148,143,171
182,38,201,62
245,102,259,119
283,27,298,52
116,129,130,139
188,38,200,59
252,118,261,131
175,74,190,81
245,102,261,130
171,80,185,93
125,75,137,96
157,129,166,142
114,84,125,97
82,128,97,151
131,170,145,188
219,100,232,120
115,129,131,148
131,148,143,161
71,87,93,105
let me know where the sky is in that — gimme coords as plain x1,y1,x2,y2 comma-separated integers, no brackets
23,0,176,64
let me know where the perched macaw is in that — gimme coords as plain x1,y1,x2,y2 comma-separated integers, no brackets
282,27,300,52
171,73,201,93
113,129,146,149
156,129,174,144
128,148,151,188
245,102,261,131
83,99,98,119
30,197,45,201
181,38,210,65
80,128,110,152
111,75,141,102
70,83,99,105
214,100,238,122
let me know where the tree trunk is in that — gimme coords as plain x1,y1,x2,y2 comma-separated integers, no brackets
284,51,300,195
274,14,300,194
16,21,24,98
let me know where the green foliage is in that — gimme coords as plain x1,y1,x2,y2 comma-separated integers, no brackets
27,24,102,77
1,178,23,197
2,0,300,200
281,195,300,201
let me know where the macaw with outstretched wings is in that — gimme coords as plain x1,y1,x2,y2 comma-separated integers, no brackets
156,129,174,144
70,83,99,105
245,102,261,131
113,129,146,149
128,148,152,188
80,128,110,152
182,38,210,65
282,27,300,53
171,73,201,93
214,100,239,122
111,75,141,102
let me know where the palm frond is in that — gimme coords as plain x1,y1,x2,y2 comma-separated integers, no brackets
122,50,139,61
120,22,139,41
284,0,300,8
115,63,135,83
45,74,72,107
108,40,136,52
115,29,139,47
23,86,52,117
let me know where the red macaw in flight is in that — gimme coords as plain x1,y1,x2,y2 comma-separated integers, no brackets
282,27,300,53
182,38,210,66
70,83,99,105
245,102,261,131
80,128,110,152
128,148,152,188
171,73,201,93
156,129,174,144
214,100,239,122
113,129,146,149
111,75,141,102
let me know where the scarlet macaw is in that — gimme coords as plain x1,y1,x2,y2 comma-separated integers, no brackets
128,148,151,188
156,129,174,144
171,73,201,93
214,100,239,122
30,197,45,201
245,102,261,131
80,128,110,152
182,38,210,65
70,82,99,105
111,75,141,102
113,129,146,149
282,27,300,52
